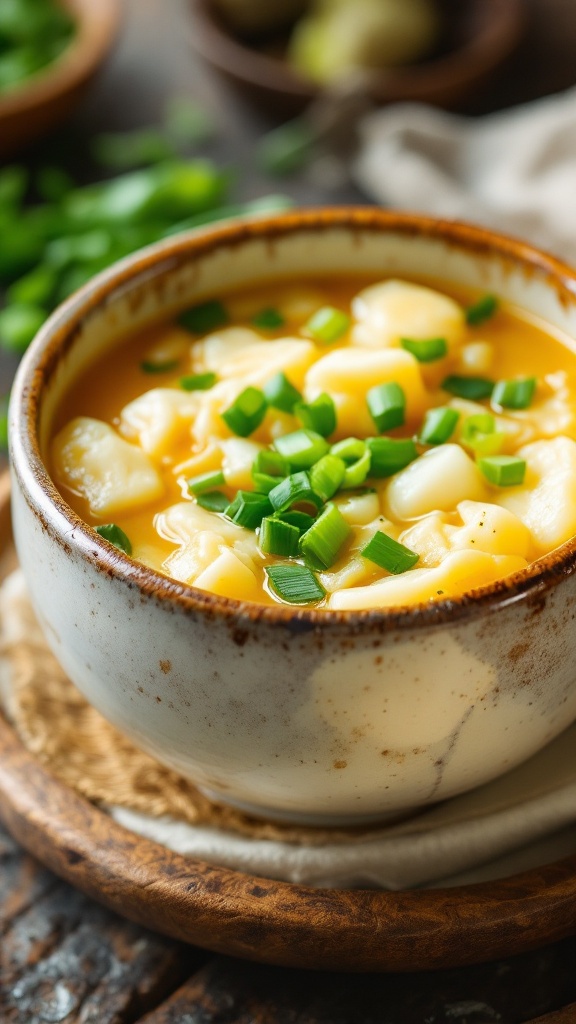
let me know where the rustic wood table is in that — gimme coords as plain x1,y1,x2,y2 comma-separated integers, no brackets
2,0,576,1020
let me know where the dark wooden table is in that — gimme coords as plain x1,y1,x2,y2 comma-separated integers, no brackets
2,1,576,1019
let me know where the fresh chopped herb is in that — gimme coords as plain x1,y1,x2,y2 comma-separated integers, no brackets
295,393,337,437
309,454,346,501
492,377,536,410
259,516,300,557
140,359,179,374
180,372,217,391
299,502,351,570
478,455,526,487
466,294,498,325
366,437,418,477
442,375,495,401
400,337,448,362
305,306,350,344
252,307,285,330
179,299,229,334
265,563,326,604
268,471,323,515
419,407,460,445
225,490,272,529
187,470,225,495
222,387,267,437
273,428,329,470
197,490,230,512
95,524,132,556
366,382,406,433
263,372,302,413
361,532,419,574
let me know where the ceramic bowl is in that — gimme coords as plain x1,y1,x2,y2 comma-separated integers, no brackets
9,209,576,826
188,0,525,118
0,0,120,159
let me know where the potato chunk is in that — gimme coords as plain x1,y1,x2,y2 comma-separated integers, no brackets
385,444,486,520
119,388,199,460
450,500,532,559
351,279,465,351
52,417,164,517
498,437,576,554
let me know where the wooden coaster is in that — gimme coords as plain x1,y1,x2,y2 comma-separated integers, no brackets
0,471,575,972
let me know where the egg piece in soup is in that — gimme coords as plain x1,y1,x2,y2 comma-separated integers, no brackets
50,276,576,610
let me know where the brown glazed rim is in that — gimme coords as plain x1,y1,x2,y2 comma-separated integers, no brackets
10,207,576,634
0,0,120,118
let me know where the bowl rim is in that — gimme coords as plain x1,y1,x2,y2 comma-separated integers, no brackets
0,0,120,119
10,206,576,633
187,0,525,104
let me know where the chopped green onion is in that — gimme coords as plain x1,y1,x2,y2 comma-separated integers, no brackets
492,378,536,410
478,456,526,487
419,407,460,445
225,491,272,529
330,437,366,464
187,470,225,495
343,449,371,489
253,450,288,479
180,372,217,391
466,294,498,325
179,299,228,334
366,382,406,432
366,437,418,477
263,372,302,413
197,491,230,512
140,359,179,374
252,471,280,494
361,532,419,574
252,307,285,330
222,387,267,437
259,516,300,557
461,414,505,457
400,337,448,362
309,454,346,501
273,429,329,470
95,524,132,556
295,393,337,437
442,375,495,400
276,510,317,534
305,306,350,344
299,503,351,570
265,564,326,605
268,471,323,514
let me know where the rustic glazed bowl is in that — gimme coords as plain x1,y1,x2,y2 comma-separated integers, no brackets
0,0,120,159
9,209,576,826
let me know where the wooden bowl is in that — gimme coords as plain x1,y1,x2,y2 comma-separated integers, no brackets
188,0,525,119
0,0,120,159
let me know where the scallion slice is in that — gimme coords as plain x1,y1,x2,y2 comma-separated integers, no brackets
268,471,323,514
309,454,346,501
366,382,406,432
225,490,272,529
95,523,132,556
263,372,302,413
400,337,448,362
492,377,536,410
273,428,329,469
259,516,300,557
180,372,217,391
419,407,460,445
305,306,350,344
461,414,504,457
254,449,290,477
299,502,351,570
366,437,418,477
187,469,225,495
478,455,526,487
197,491,230,512
361,531,419,574
442,375,495,400
140,359,179,374
466,294,498,325
252,471,280,494
179,299,228,334
277,510,317,534
295,393,337,437
221,387,267,437
343,449,371,489
252,307,285,329
330,437,366,464
266,564,326,605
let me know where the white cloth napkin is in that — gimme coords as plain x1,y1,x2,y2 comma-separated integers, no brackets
354,86,576,266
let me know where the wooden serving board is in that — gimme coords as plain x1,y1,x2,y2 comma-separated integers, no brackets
0,471,575,973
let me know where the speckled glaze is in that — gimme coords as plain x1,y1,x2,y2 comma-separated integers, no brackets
9,210,576,825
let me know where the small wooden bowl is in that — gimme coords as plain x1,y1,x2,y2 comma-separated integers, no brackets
188,0,525,119
0,0,120,159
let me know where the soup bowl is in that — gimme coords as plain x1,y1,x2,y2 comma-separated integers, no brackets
9,209,576,826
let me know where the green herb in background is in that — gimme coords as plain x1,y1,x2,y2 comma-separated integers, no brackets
0,0,75,94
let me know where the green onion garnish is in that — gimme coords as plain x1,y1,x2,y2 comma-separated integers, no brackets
343,449,371,489
263,371,302,413
268,471,323,514
273,428,329,470
309,454,346,501
252,471,281,494
252,307,285,330
330,437,366,464
466,294,498,325
461,414,504,457
366,382,406,433
299,502,351,570
95,524,132,556
187,469,225,495
259,516,300,557
400,337,448,362
305,306,350,344
221,387,267,437
478,455,526,487
366,437,418,477
197,491,230,512
180,372,217,391
442,376,495,400
225,491,272,529
419,407,460,445
277,510,317,534
266,564,326,605
492,377,536,410
179,299,228,334
361,532,419,574
295,393,337,437
140,359,179,374
254,449,290,478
